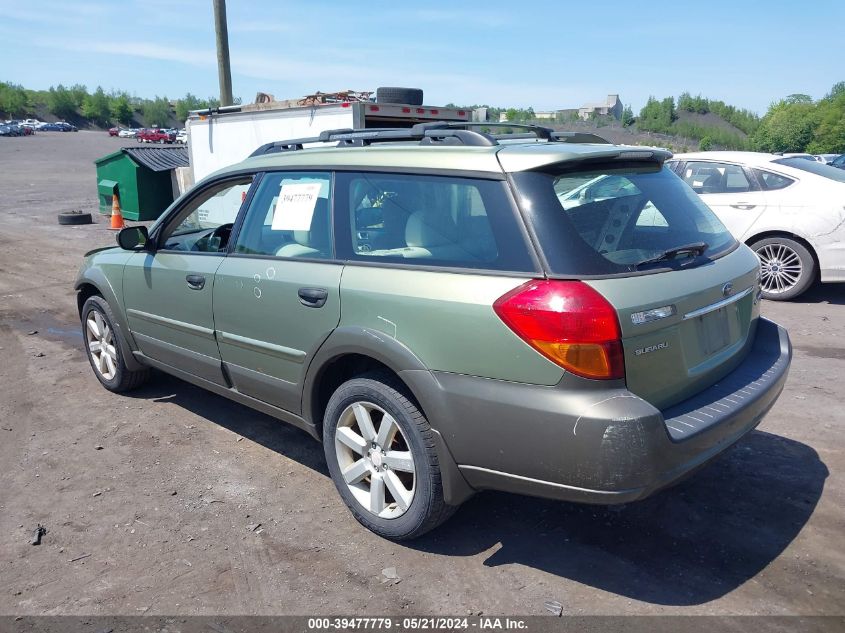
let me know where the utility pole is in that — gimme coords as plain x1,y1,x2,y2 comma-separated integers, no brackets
212,0,233,106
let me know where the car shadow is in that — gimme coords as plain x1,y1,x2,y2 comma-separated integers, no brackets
410,430,827,606
125,375,826,607
781,282,845,305
127,372,329,476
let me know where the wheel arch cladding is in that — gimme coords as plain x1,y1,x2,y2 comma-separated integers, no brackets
303,326,474,506
303,326,432,434
75,272,145,372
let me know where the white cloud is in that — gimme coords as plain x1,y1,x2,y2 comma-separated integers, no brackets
33,37,215,68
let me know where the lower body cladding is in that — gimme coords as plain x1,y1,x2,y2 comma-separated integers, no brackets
411,318,791,505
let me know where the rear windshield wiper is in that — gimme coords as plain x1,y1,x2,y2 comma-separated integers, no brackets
634,242,708,269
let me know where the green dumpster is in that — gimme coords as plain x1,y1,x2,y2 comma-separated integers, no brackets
93,147,189,221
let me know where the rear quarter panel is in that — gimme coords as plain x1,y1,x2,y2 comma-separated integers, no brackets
339,266,564,385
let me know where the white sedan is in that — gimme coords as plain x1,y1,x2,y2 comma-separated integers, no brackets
118,128,137,138
669,152,845,300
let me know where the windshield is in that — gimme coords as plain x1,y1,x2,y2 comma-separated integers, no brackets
512,163,737,275
772,158,845,183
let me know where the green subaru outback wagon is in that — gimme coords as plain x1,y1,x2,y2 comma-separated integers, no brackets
76,123,791,540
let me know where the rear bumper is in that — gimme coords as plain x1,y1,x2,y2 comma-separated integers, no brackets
423,318,791,504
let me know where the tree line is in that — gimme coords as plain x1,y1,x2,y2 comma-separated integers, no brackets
634,82,844,152
0,81,229,127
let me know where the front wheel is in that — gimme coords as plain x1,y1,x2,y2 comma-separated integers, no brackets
750,236,816,301
323,373,456,540
82,296,150,392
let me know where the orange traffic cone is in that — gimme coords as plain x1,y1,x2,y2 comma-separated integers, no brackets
108,193,125,231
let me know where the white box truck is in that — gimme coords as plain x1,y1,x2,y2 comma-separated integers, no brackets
186,90,471,182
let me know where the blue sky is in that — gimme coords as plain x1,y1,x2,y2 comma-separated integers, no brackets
1,0,843,114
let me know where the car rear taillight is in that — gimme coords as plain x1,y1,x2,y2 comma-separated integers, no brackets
493,280,625,380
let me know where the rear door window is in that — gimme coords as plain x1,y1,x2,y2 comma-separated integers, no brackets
334,172,536,272
681,161,754,194
512,164,737,275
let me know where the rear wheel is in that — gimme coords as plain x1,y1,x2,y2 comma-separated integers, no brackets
323,372,455,540
750,236,816,301
82,296,150,392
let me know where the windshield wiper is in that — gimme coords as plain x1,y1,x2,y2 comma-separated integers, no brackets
634,242,709,269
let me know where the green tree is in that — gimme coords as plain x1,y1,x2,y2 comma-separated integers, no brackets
81,86,111,125
807,82,845,153
48,84,78,119
638,96,676,132
699,136,713,151
175,93,204,121
111,93,133,126
69,84,88,107
621,104,634,126
142,96,171,127
0,81,29,117
784,93,813,104
753,100,817,152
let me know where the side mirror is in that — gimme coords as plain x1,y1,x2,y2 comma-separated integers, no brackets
116,226,150,250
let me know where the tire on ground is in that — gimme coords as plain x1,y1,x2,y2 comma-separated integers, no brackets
323,371,456,540
376,87,424,106
58,211,93,225
749,235,816,301
81,295,150,392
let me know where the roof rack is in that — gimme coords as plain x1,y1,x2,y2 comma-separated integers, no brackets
248,121,610,157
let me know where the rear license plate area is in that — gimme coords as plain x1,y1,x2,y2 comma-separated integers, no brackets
697,307,731,355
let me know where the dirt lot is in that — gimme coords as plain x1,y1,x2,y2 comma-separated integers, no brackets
0,132,843,616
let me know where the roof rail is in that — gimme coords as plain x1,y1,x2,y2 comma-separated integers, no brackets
248,121,610,157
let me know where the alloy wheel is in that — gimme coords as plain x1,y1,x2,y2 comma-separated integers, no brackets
85,310,118,380
334,401,416,519
756,242,803,295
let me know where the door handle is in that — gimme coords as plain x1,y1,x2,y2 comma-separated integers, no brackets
298,287,328,308
729,203,756,209
186,274,206,290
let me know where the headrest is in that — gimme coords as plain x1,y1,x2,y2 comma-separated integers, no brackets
405,210,458,248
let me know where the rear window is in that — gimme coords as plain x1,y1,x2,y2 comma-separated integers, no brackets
512,164,737,276
772,158,845,183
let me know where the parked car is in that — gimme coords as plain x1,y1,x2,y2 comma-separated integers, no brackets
137,128,175,143
108,127,120,136
118,128,138,138
0,124,13,137
76,123,791,540
814,154,841,164
175,129,187,144
670,151,845,300
39,122,78,132
830,154,845,170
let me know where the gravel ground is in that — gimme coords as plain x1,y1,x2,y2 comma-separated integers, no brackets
0,132,842,616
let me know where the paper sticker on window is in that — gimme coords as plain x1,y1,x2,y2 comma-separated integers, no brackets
271,183,322,231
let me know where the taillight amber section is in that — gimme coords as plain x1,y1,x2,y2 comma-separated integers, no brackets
494,280,625,380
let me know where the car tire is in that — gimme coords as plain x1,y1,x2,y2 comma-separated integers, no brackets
58,211,93,225
750,236,816,301
81,296,150,392
376,87,424,106
323,372,456,540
